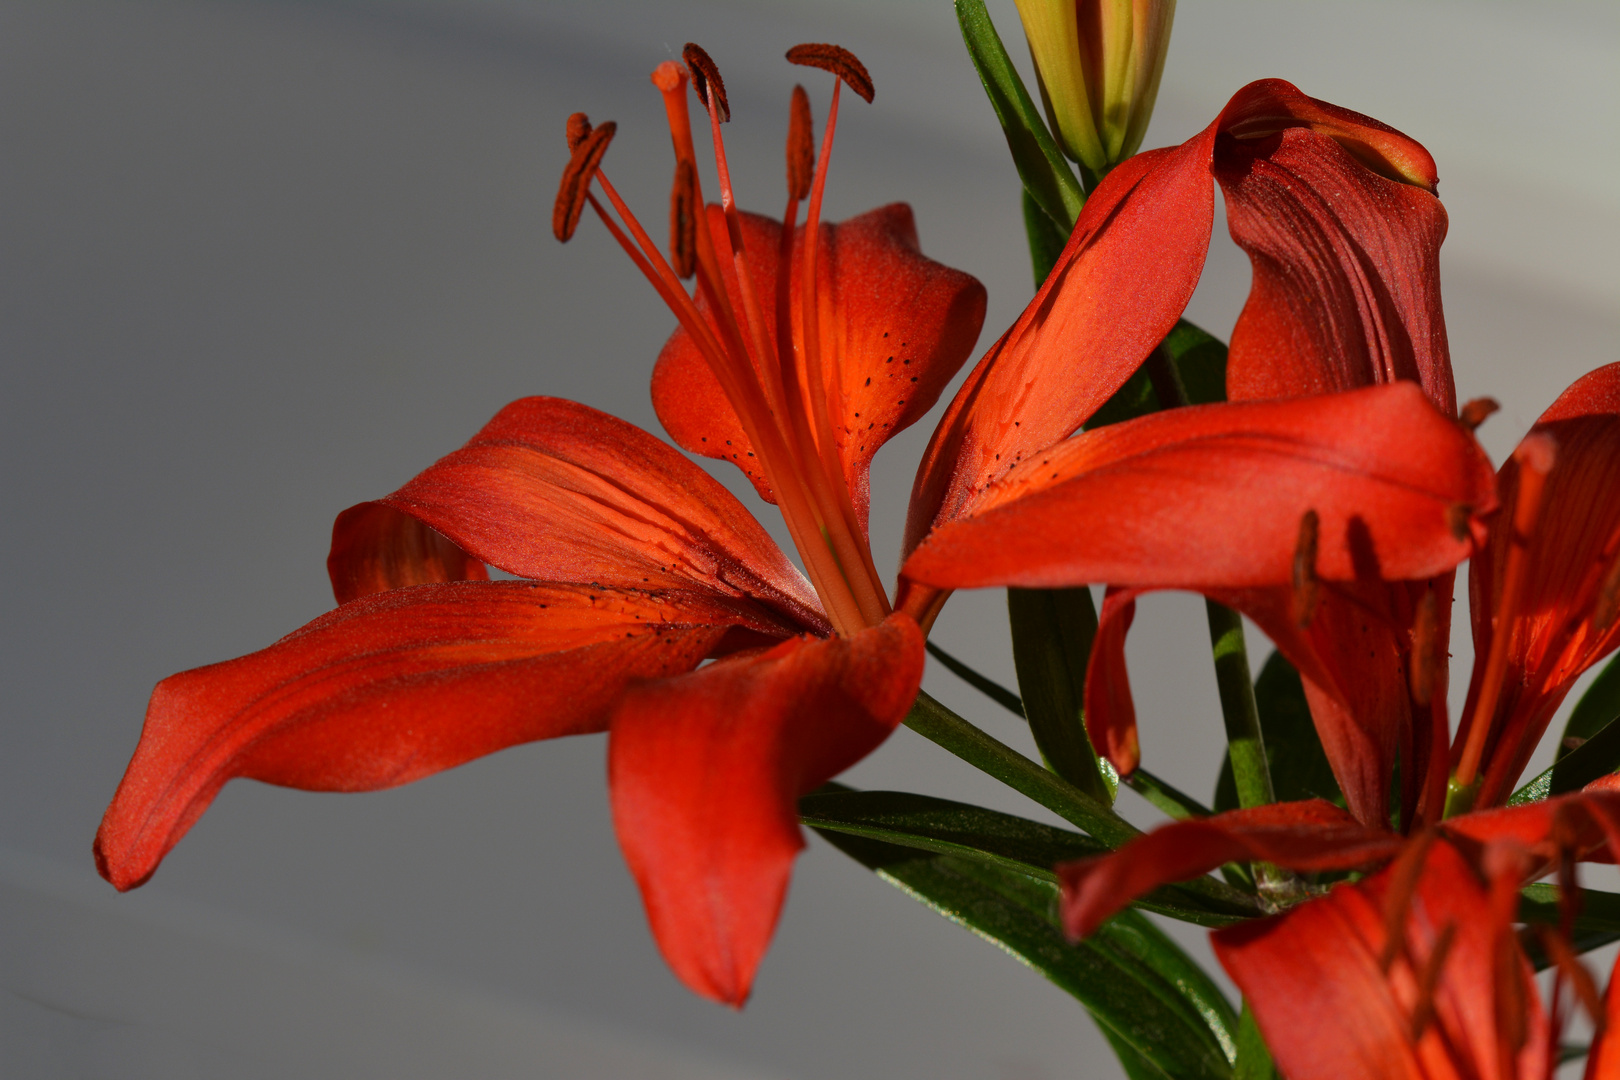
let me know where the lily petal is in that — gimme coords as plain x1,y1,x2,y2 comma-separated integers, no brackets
652,204,986,529
1462,363,1620,806
1212,839,1548,1080
95,581,771,891
903,383,1495,592
1588,951,1620,1080
328,502,490,604
1058,799,1400,940
328,396,828,635
608,613,924,1006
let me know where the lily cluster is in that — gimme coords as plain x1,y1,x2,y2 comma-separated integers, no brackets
93,25,1620,1078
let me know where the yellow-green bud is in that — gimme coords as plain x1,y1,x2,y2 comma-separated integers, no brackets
1012,0,1176,176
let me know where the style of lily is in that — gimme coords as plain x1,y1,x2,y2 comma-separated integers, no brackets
94,48,1496,1007
1054,356,1620,1074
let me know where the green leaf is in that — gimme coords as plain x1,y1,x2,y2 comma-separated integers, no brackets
1507,709,1620,806
817,827,1237,1079
1216,651,1343,813
1125,769,1215,822
800,787,1255,928
1560,653,1620,759
1233,1002,1279,1080
955,0,1084,231
925,639,1025,717
1086,321,1229,431
1008,585,1117,802
1518,883,1620,967
1022,188,1069,289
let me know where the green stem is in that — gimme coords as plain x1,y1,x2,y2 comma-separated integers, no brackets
1206,601,1275,809
904,690,1139,848
925,640,1024,717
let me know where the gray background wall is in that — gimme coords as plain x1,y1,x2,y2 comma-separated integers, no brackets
2,2,1615,1077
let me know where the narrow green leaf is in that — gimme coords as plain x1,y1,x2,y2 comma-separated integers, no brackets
818,828,1236,1079
925,639,1025,717
1560,653,1620,759
1021,188,1069,289
1216,651,1344,812
800,788,1255,927
1086,320,1229,430
1518,883,1620,967
1008,585,1116,802
1508,710,1620,806
1233,1002,1279,1080
1207,602,1274,812
1125,769,1214,821
955,0,1084,230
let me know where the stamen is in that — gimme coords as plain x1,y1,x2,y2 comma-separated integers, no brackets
1459,396,1500,432
1409,588,1438,706
1408,920,1457,1040
566,112,592,151
1290,509,1320,628
1454,433,1558,793
670,158,697,279
786,43,875,103
1536,925,1605,1026
553,121,617,242
1377,831,1436,973
1594,552,1620,632
682,43,730,122
786,85,815,201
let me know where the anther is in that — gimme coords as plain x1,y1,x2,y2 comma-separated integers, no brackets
1458,396,1500,432
786,43,875,103
565,112,592,152
1409,588,1437,706
1378,831,1436,974
1290,509,1320,628
787,84,815,201
669,158,697,279
1408,920,1457,1041
682,43,730,122
552,121,617,242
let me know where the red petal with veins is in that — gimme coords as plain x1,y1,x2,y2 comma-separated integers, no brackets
905,79,1442,558
95,581,769,891
1213,840,1548,1080
1058,800,1400,940
1438,787,1620,866
608,613,924,1006
1461,364,1620,807
903,384,1495,592
328,502,489,604
328,396,827,635
652,204,985,530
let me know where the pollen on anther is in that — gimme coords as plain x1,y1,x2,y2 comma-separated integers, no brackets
670,157,698,278
565,113,592,151
553,121,617,242
683,43,730,121
785,43,875,103
787,85,814,201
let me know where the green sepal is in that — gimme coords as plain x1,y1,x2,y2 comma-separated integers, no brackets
1518,883,1620,967
800,787,1256,928
815,826,1237,1079
1087,321,1230,431
1008,585,1117,803
1559,653,1620,760
1215,651,1344,812
955,0,1084,232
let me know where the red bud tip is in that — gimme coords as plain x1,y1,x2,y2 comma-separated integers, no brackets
1290,508,1320,628
552,121,616,242
1458,396,1500,432
565,112,592,152
669,158,697,279
1409,589,1437,706
682,43,730,122
650,60,685,94
786,85,814,201
786,43,874,103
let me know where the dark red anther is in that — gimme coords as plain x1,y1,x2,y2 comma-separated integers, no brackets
1290,509,1320,628
785,43,874,103
669,158,697,279
552,121,616,242
1409,588,1437,706
786,85,814,201
565,112,592,152
682,43,730,122
1459,396,1500,432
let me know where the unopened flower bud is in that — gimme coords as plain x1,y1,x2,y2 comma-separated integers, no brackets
1012,0,1176,176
